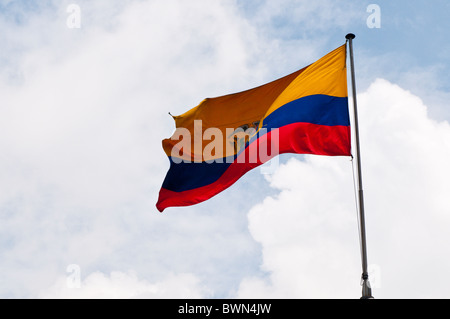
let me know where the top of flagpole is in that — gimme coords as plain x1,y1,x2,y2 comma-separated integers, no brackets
346,33,356,40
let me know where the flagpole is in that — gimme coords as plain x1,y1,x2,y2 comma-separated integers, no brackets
345,33,373,299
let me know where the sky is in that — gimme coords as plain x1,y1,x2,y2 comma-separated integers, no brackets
0,0,450,299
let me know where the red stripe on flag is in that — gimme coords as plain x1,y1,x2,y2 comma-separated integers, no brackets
156,123,350,212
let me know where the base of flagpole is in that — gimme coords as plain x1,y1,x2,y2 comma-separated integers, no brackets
361,279,374,299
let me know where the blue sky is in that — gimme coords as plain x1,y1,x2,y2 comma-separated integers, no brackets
1,0,450,299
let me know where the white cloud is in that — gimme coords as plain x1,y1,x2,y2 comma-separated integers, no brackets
237,79,450,299
0,0,267,298
39,270,209,299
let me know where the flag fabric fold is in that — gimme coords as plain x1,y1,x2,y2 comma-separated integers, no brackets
156,44,351,212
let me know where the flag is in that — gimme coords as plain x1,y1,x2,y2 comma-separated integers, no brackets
156,44,350,212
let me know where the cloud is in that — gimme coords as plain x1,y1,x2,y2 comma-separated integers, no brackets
237,79,450,299
39,270,209,299
238,0,362,77
0,0,267,298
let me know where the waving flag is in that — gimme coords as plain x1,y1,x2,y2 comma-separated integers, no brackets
156,44,350,212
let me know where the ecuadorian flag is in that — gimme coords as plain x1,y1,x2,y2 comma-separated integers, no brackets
156,44,350,212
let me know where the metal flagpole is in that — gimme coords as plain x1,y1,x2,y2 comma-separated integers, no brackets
345,33,373,299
